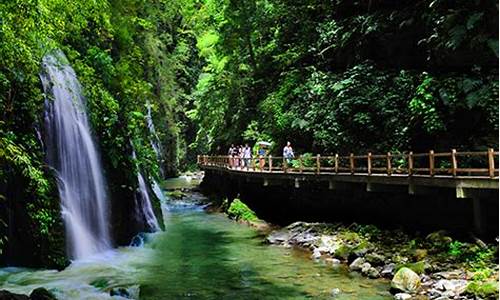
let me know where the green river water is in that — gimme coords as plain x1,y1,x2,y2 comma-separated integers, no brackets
0,177,391,299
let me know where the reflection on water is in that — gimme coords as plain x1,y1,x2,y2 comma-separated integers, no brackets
0,177,391,299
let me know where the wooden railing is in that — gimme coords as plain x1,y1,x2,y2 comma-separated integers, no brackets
198,149,499,178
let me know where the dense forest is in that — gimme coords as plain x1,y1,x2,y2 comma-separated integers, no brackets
0,0,498,267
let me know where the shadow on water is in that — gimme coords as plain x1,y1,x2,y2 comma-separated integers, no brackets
140,211,310,300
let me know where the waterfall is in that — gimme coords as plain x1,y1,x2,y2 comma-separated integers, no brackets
41,50,110,260
132,150,160,232
151,180,166,203
136,172,161,231
145,101,164,177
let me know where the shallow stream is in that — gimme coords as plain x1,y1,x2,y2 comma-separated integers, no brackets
0,177,391,299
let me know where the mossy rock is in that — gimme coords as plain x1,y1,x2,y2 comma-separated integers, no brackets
227,199,258,222
395,261,426,275
391,267,421,293
333,245,352,260
465,280,499,298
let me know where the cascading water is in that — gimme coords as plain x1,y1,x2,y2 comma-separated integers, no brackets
132,150,160,232
136,172,161,231
41,50,110,259
146,101,164,176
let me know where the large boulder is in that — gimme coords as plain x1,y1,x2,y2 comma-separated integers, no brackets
391,267,421,293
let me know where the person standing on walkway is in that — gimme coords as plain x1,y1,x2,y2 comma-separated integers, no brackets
243,144,252,169
228,144,235,168
283,141,294,167
258,145,266,170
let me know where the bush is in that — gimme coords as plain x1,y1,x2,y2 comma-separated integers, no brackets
465,280,499,298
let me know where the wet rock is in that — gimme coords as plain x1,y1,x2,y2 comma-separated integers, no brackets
311,248,322,260
293,231,319,245
361,263,380,278
420,274,432,283
394,293,412,300
391,267,421,293
349,257,365,271
267,230,290,244
381,263,396,278
110,287,134,299
433,279,467,295
0,291,29,300
29,288,56,300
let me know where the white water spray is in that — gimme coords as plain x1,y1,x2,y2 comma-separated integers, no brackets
42,50,110,259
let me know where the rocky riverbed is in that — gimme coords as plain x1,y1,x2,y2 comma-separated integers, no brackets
266,222,499,300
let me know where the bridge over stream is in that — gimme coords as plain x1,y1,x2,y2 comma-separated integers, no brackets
198,149,499,236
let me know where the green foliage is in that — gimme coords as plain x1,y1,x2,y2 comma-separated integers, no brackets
465,280,499,298
410,74,445,134
448,240,464,257
227,199,258,222
185,0,497,155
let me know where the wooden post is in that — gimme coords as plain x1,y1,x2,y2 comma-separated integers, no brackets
408,151,413,176
488,148,495,178
283,157,287,173
334,154,339,174
367,152,372,175
268,155,273,172
451,149,457,177
316,155,321,174
299,155,303,173
350,153,354,174
387,152,392,176
429,150,435,176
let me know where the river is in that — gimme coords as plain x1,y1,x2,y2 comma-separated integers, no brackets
0,177,391,299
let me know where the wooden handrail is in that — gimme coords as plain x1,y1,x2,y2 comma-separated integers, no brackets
198,149,499,178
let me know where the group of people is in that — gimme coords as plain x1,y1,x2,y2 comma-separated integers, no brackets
227,142,295,170
228,144,253,168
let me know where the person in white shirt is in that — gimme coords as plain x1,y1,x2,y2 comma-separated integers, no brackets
283,141,294,166
243,144,252,169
